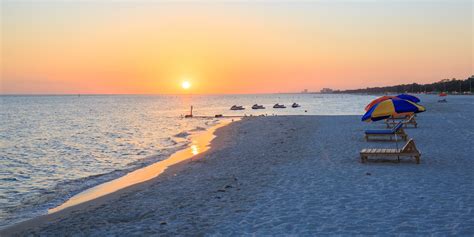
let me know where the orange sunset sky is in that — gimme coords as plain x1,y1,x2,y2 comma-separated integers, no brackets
1,0,473,94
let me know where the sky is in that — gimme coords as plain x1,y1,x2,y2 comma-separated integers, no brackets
1,0,473,94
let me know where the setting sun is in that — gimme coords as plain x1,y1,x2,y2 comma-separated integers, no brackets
181,81,191,90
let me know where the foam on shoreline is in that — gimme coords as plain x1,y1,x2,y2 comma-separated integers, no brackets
48,119,234,214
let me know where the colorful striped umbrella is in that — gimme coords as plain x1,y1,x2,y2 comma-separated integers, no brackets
397,94,421,103
362,98,426,122
364,96,397,111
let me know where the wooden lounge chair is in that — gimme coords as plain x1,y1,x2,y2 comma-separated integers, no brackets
386,114,417,128
360,139,421,164
386,114,411,121
365,122,408,141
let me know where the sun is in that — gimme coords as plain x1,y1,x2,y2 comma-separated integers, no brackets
181,81,191,90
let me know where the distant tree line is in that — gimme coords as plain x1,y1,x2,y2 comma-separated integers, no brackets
335,76,474,94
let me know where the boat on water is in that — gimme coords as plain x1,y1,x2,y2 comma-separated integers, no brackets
291,103,301,108
230,105,245,110
252,104,265,109
273,103,286,109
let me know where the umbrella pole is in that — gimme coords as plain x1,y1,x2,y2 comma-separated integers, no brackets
395,133,400,162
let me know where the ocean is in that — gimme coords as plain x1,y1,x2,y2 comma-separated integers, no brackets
0,93,374,227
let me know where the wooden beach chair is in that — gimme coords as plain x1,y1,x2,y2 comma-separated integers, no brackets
365,122,408,141
360,139,421,164
386,114,417,128
386,113,411,122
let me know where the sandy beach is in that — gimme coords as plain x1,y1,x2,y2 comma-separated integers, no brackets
2,95,474,236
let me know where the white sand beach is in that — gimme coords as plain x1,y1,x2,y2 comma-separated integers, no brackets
2,95,474,236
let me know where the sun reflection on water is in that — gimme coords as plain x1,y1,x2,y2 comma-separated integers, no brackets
48,120,235,214
190,144,199,155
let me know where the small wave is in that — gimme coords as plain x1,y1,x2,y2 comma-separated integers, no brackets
204,120,220,126
161,138,178,147
190,126,206,132
174,131,191,138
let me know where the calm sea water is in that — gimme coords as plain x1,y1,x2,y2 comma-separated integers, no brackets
0,94,374,227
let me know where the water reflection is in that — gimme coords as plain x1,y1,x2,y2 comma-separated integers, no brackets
48,120,233,213
190,144,199,155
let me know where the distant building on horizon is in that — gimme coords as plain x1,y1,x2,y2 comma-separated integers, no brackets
320,88,334,94
301,89,308,93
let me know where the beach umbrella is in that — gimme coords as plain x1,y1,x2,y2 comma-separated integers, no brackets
361,98,426,122
397,94,420,103
364,96,397,111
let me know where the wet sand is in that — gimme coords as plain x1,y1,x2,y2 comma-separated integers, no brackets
2,95,474,236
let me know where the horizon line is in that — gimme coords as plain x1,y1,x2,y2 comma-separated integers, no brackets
0,92,315,96
2,76,472,96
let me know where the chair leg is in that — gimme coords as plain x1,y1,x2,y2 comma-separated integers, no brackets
415,155,420,164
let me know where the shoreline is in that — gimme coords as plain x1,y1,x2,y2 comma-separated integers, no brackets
1,118,237,233
2,95,474,235
48,119,235,214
